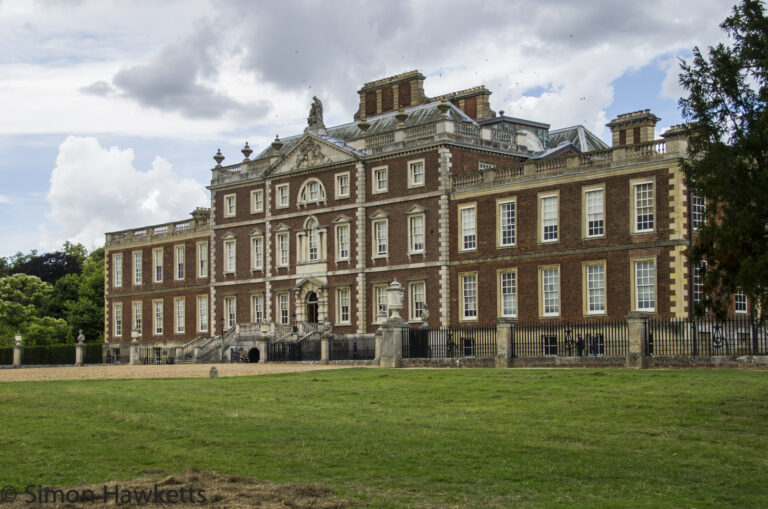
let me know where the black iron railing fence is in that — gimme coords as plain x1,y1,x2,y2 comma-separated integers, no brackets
268,340,321,362
330,337,375,361
402,326,497,359
512,321,628,358
647,317,768,356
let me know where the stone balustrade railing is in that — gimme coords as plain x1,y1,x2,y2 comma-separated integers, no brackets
106,212,210,246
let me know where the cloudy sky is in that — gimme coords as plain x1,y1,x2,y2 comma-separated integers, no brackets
0,0,734,258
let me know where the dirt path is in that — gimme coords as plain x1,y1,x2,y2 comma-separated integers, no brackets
0,363,357,382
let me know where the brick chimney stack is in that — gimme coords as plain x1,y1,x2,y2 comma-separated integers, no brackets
606,109,660,147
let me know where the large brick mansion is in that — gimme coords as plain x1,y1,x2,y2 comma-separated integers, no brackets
104,70,709,350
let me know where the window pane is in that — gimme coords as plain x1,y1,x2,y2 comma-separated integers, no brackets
634,183,654,232
635,261,655,310
501,272,517,317
462,207,476,250
587,265,605,313
462,275,477,318
410,215,424,252
500,202,515,246
543,268,559,315
586,189,604,237
542,196,558,241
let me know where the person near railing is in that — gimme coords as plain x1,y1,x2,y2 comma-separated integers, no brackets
576,334,585,357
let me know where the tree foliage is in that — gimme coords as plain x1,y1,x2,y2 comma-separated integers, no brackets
679,0,768,320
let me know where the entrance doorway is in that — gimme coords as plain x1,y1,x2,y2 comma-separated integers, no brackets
306,292,319,323
248,348,260,363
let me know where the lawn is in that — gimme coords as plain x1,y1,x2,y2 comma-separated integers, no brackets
0,368,766,507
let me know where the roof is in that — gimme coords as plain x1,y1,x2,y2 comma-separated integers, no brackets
548,125,608,152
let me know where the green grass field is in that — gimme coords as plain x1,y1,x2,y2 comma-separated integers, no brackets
0,368,767,507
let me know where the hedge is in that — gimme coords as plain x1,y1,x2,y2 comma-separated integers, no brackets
0,347,12,365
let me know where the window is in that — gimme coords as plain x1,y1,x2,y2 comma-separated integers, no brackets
408,214,425,254
133,251,142,286
175,245,185,280
223,238,236,273
153,248,163,283
408,159,425,188
694,261,706,306
374,284,388,323
335,173,350,199
113,303,123,338
276,184,289,208
499,270,517,318
174,297,185,334
251,189,264,213
584,187,605,238
113,254,123,288
459,204,476,251
223,194,236,218
277,232,290,267
298,179,326,204
251,294,264,323
460,273,478,320
132,301,142,333
409,281,426,321
223,296,236,330
153,299,163,335
373,219,388,257
633,181,654,233
197,242,208,278
633,259,656,311
197,295,208,333
336,223,350,261
540,193,558,242
735,291,747,314
307,219,319,262
278,293,289,325
337,287,351,324
250,235,264,270
479,162,495,170
692,191,706,230
584,262,606,315
498,199,516,247
373,167,388,194
540,266,560,317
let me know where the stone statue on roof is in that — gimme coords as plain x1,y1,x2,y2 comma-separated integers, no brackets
306,96,326,133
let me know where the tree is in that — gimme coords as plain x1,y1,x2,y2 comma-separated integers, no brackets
679,0,768,320
0,273,67,346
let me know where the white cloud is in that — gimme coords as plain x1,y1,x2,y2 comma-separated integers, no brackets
0,195,9,204
44,136,208,251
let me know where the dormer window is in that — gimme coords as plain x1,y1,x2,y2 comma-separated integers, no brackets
298,178,326,205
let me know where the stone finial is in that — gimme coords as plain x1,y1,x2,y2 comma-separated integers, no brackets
437,99,450,118
14,331,22,346
395,108,408,128
386,280,405,320
77,330,85,344
357,118,370,136
272,135,283,153
213,149,225,167
241,142,253,161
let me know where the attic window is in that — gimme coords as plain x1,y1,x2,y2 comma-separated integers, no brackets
298,178,326,205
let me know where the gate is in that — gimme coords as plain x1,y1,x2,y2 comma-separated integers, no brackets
267,340,321,362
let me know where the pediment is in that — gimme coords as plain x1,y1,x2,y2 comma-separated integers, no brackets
270,134,358,175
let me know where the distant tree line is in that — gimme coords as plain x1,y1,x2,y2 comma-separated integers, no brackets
0,242,104,346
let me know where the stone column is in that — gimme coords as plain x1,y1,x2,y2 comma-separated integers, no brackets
175,347,184,363
75,330,86,366
626,312,650,369
321,338,330,364
130,338,141,365
12,332,23,368
495,318,516,368
378,321,406,368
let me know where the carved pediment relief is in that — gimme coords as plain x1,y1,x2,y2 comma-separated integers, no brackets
271,135,357,174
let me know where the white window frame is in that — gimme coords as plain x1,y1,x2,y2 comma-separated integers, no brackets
174,297,185,334
153,299,163,335
692,191,706,230
153,248,163,283
632,259,656,312
277,232,290,267
479,162,495,170
539,265,560,317
497,198,516,248
539,192,559,243
584,185,605,239
408,213,425,255
407,158,425,188
223,238,236,274
298,178,327,205
132,301,142,333
372,218,388,258
251,294,264,323
336,287,351,325
113,303,123,338
306,218,320,262
458,203,477,252
133,251,142,286
584,261,606,315
460,273,478,321
335,223,350,261
251,189,264,213
223,296,236,331
277,293,290,325
276,183,289,209
373,284,388,323
735,291,748,314
694,261,706,307
174,245,185,281
372,166,388,194
498,269,517,318
223,193,236,218
335,172,350,199
113,253,123,288
250,235,264,271
632,180,655,234
197,295,208,333
409,281,426,322
197,241,208,278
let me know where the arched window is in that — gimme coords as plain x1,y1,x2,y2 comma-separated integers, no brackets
307,218,319,261
298,178,326,205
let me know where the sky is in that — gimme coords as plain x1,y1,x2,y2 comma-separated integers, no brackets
0,0,735,258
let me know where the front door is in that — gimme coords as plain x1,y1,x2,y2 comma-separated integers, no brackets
306,292,318,323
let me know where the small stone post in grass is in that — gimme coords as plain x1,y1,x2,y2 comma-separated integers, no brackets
130,329,141,365
320,320,332,365
75,330,86,366
495,318,516,368
626,312,650,369
12,331,23,368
